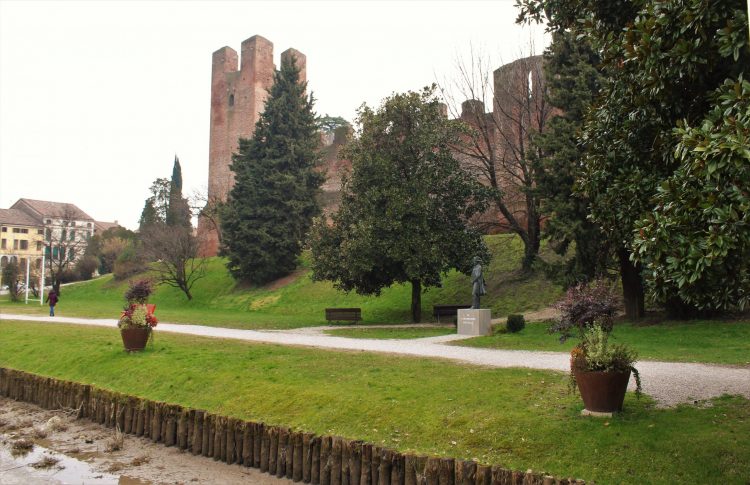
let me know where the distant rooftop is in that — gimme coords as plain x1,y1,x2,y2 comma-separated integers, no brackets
11,198,94,221
0,208,39,227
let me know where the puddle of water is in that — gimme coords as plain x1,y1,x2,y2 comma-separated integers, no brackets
0,441,149,484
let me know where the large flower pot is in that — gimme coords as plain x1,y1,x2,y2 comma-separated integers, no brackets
574,369,631,413
120,327,150,352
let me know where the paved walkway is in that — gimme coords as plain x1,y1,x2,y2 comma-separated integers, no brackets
2,313,748,407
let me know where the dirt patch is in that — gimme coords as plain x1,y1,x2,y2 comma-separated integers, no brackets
263,269,306,291
0,397,289,484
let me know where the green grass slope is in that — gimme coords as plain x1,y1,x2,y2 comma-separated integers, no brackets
0,235,562,329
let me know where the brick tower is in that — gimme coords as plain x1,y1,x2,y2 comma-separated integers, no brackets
197,35,307,256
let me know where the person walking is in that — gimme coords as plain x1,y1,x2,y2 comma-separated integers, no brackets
45,289,59,317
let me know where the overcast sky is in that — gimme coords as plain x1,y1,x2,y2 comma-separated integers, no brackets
0,0,549,230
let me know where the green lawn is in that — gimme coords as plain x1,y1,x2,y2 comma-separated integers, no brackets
0,320,748,484
0,235,563,330
456,319,750,365
325,326,456,339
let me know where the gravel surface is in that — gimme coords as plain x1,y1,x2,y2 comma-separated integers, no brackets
2,313,748,407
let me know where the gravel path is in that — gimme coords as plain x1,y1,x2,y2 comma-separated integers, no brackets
2,313,748,407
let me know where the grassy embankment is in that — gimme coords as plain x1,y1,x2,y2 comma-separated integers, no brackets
0,235,562,330
0,320,748,484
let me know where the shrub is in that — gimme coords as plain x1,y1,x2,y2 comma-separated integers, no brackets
74,255,99,280
124,278,153,304
550,279,619,342
113,243,146,280
506,314,525,333
2,260,20,301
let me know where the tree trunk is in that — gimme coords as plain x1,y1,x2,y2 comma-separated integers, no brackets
618,248,644,320
521,225,540,272
410,280,421,323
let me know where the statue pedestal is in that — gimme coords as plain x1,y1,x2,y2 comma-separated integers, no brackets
457,309,492,336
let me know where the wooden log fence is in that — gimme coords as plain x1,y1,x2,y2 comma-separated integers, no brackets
0,368,590,485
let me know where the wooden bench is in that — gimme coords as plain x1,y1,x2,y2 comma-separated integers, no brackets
325,308,362,323
432,304,471,323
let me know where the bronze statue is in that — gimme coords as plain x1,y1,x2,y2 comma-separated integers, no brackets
471,256,486,309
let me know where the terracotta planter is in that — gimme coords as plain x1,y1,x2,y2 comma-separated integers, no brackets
574,369,631,413
120,327,151,352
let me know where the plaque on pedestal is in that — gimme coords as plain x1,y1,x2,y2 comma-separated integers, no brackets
457,309,492,336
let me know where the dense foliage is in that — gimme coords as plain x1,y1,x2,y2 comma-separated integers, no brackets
551,279,618,342
221,56,324,285
517,0,749,317
310,85,489,322
633,78,750,312
531,31,609,285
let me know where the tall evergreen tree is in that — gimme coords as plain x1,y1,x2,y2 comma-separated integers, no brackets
221,56,324,285
532,32,610,285
166,155,191,227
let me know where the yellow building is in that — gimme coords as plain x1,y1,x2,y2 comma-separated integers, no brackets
0,208,45,286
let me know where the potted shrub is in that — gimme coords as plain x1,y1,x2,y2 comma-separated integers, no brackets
552,280,641,413
118,279,158,352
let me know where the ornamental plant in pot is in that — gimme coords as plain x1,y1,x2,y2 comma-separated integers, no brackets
551,280,641,413
118,278,158,352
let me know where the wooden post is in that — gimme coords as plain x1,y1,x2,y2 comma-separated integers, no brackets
475,465,492,485
135,401,145,437
293,432,304,482
217,417,227,462
303,433,315,483
491,466,511,485
360,444,372,485
456,461,477,485
122,399,133,434
425,457,441,485
269,426,279,475
226,418,236,464
203,414,213,457
391,452,405,485
439,459,455,485
349,440,363,485
277,427,289,478
192,410,204,455
235,421,245,466
150,403,162,442
331,437,343,485
379,448,392,485
242,422,253,467
260,425,271,473
163,406,177,447
254,423,264,468
371,447,380,485
312,436,322,485
320,436,332,485
206,414,215,458
341,439,351,485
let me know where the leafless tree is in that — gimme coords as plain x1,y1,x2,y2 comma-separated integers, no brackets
140,224,206,300
46,206,92,293
440,45,553,271
190,185,227,249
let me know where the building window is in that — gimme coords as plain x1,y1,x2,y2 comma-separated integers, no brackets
45,228,52,241
61,229,67,241
46,219,51,224
36,241,42,251
70,230,75,240
37,229,43,235
35,258,41,269
52,246,59,259
20,240,28,250
229,94,235,107
87,222,92,228
20,258,27,268
1,227,6,232
0,256,7,267
12,228,28,234
68,248,75,261
70,221,76,227
1,239,5,249
45,246,51,258
13,240,18,250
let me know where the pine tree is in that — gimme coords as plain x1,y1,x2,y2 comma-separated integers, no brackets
221,55,324,285
532,32,609,285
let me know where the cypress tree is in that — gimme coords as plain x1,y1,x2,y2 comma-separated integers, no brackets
221,55,324,284
166,155,191,227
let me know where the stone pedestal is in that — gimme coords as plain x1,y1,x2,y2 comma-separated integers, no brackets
457,309,492,336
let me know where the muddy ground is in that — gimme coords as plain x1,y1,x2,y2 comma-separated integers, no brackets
0,397,288,484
